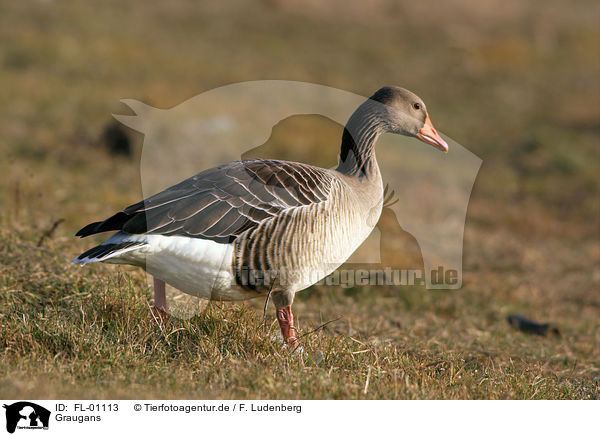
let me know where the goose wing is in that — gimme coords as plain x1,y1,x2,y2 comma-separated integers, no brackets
76,159,335,244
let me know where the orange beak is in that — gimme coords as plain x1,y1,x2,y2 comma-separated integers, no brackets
416,115,448,152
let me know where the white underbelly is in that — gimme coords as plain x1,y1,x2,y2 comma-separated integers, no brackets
108,234,255,301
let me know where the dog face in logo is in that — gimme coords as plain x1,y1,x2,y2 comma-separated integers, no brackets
3,402,51,434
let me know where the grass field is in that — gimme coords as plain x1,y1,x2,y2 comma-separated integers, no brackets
1,0,599,399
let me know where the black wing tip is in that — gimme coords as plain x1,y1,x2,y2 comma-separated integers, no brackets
75,211,132,237
75,222,103,238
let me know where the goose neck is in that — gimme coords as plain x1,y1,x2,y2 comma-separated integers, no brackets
336,103,384,178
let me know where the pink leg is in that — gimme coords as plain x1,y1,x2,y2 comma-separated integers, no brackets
153,277,168,314
276,305,299,347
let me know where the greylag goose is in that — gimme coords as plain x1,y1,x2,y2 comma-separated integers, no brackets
73,86,448,347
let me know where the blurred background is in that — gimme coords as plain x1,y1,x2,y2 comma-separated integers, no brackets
0,0,598,399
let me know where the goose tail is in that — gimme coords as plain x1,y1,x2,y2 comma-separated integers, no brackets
72,239,147,265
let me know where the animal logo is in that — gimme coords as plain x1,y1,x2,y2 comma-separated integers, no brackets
115,81,481,294
3,402,50,434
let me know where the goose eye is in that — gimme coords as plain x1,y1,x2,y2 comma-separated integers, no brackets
413,103,421,110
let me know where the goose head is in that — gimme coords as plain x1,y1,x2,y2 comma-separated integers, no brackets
369,86,448,152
